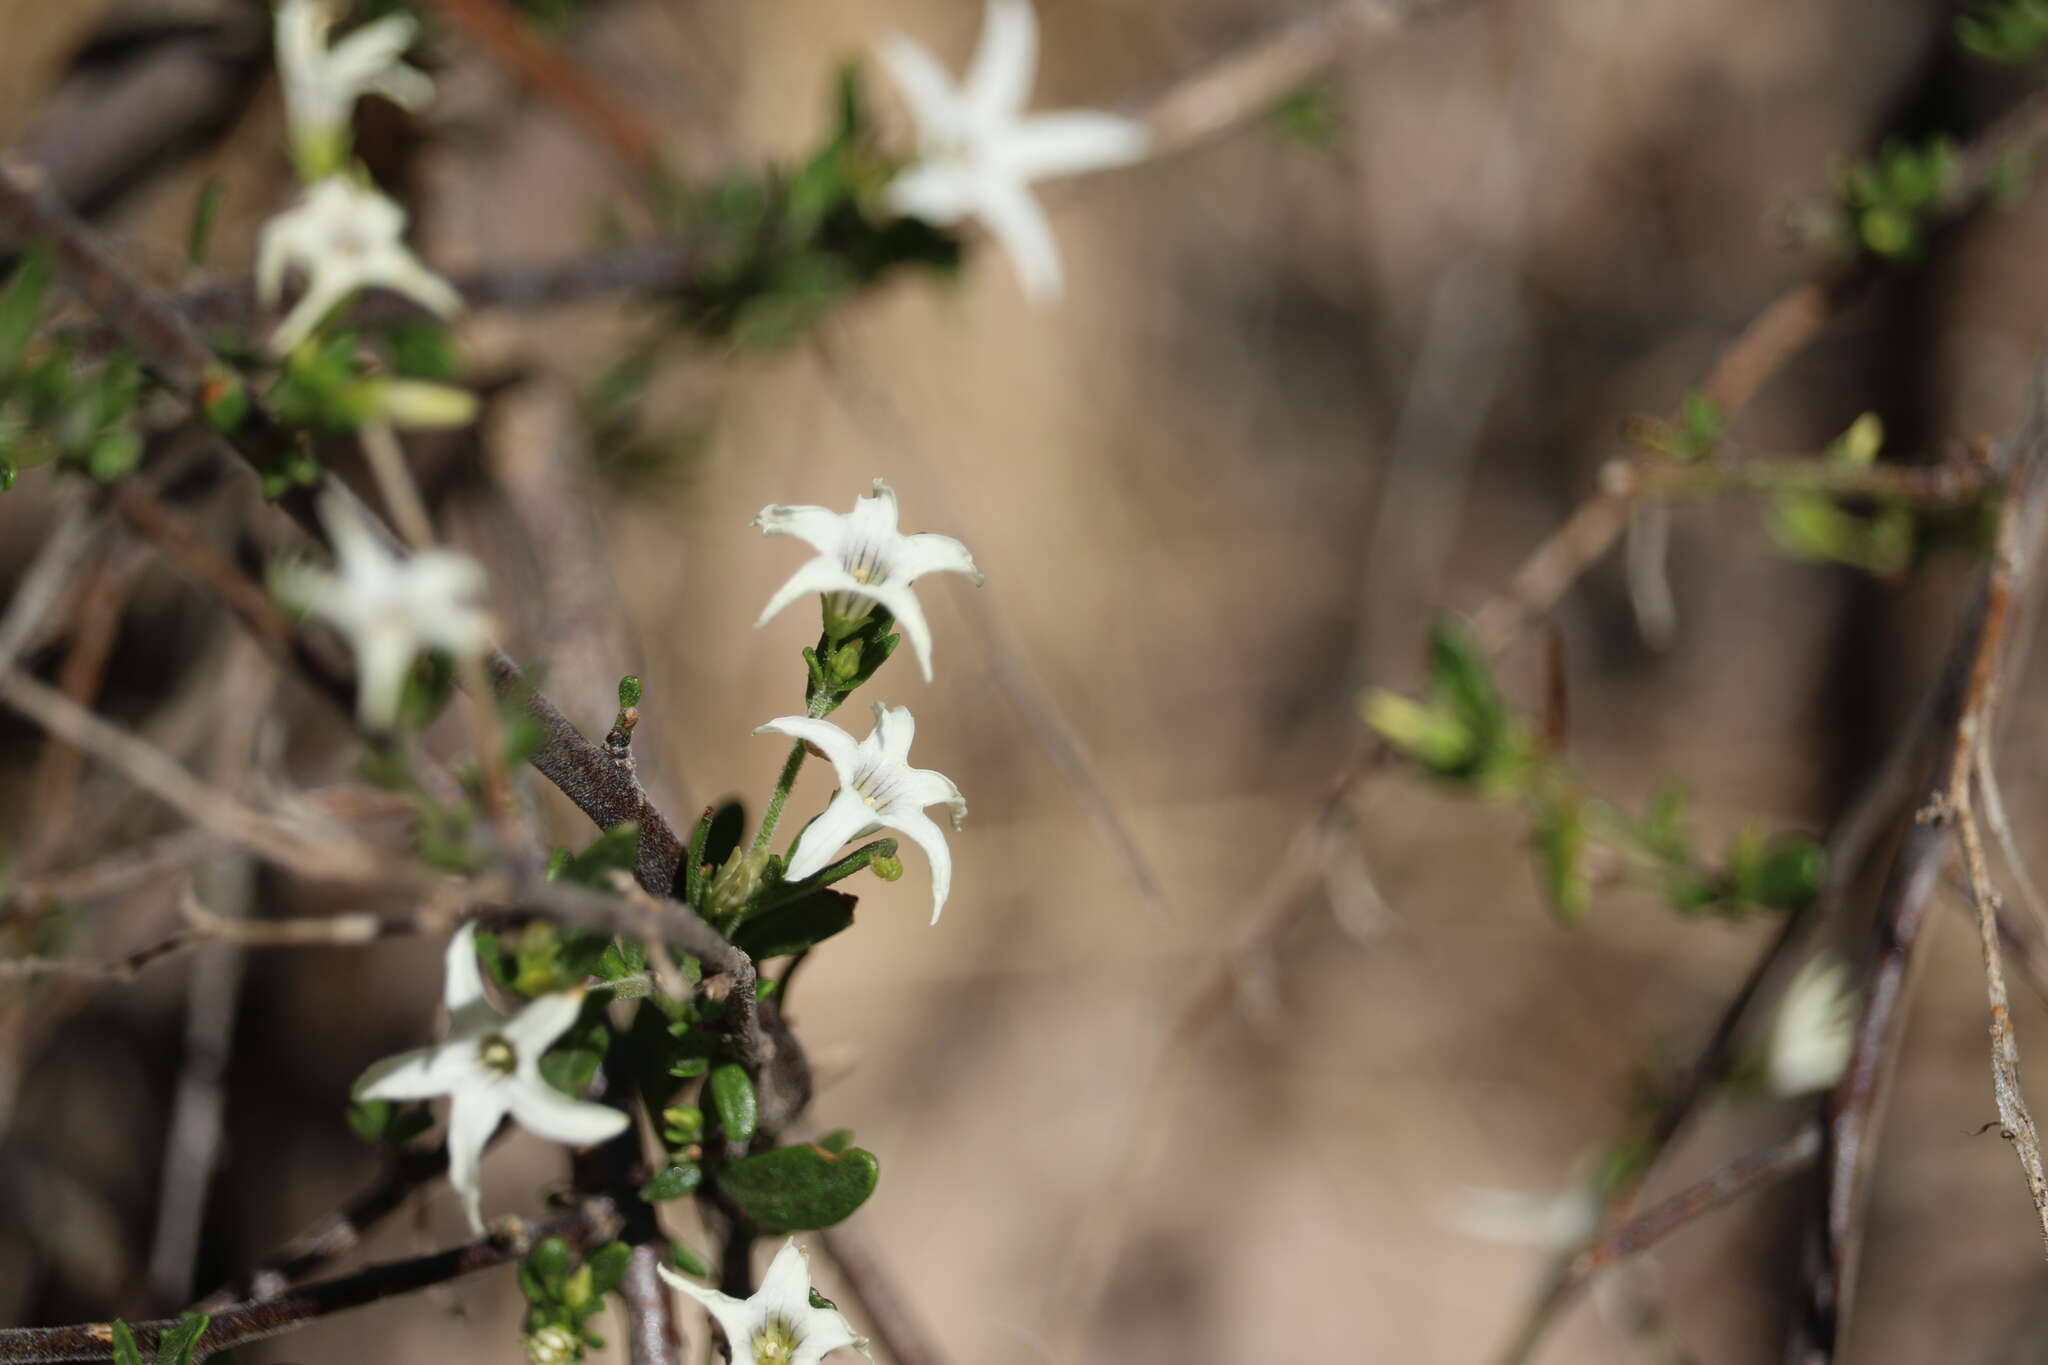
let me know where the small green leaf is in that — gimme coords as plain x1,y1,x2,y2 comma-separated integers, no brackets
708,1062,759,1144
716,1141,880,1234
1530,787,1591,923
668,1241,713,1279
187,178,225,267
586,1240,632,1296
0,249,51,374
156,1314,211,1365
110,1321,145,1365
530,1236,576,1282
617,674,643,709
731,890,856,960
638,1162,704,1202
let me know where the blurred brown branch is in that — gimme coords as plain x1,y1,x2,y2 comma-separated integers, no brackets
0,1197,622,1364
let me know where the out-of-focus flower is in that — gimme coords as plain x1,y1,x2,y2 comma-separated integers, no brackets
257,176,462,356
657,1239,866,1364
356,924,629,1234
754,478,980,683
276,490,491,730
878,0,1149,300
275,0,433,179
756,702,966,923
1766,956,1859,1096
523,1324,581,1365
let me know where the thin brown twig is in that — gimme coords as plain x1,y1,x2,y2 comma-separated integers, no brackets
1792,385,2048,1365
1567,1123,1824,1283
24,546,138,865
0,160,690,898
420,0,659,166
0,1198,623,1364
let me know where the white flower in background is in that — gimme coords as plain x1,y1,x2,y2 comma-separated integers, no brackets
257,175,462,356
754,479,981,683
356,924,629,1234
276,491,491,730
877,0,1149,301
1766,956,1859,1096
1439,1183,1601,1249
756,702,966,923
276,0,433,177
658,1239,866,1365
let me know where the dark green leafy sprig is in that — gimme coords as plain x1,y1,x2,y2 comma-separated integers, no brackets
1365,621,1824,922
109,1315,210,1365
1837,137,1960,260
661,66,961,351
517,1237,631,1363
0,251,147,491
1960,0,2048,63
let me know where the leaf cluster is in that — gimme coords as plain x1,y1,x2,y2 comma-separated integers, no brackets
0,251,146,491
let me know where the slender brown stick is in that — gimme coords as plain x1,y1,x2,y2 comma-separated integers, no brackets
1792,388,2048,1364
0,1199,622,1363
1567,1123,1824,1282
421,0,659,165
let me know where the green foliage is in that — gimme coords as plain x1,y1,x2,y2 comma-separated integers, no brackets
0,251,149,492
639,1160,704,1202
110,1315,210,1365
1960,0,2048,62
1837,137,1960,260
1636,390,1726,463
708,1062,759,1144
659,64,961,351
546,824,643,890
1362,621,1530,790
667,1241,714,1279
346,1097,434,1148
715,1140,881,1234
518,1236,628,1361
1767,413,1917,576
1365,617,1824,923
187,178,225,268
1267,81,1342,152
730,889,857,960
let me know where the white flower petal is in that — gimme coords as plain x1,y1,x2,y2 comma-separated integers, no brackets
863,579,936,683
446,1083,509,1235
964,0,1039,126
757,502,852,558
892,532,982,585
355,1039,478,1101
755,556,867,631
885,165,978,226
755,1239,815,1325
350,620,417,731
755,716,865,788
658,1265,760,1361
974,175,1063,301
886,767,966,828
442,922,487,1017
869,702,915,766
507,1076,631,1147
499,990,587,1060
888,808,954,924
876,34,965,135
784,789,883,883
1002,111,1149,181
269,271,354,357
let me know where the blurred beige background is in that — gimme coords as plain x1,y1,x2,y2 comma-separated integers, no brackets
8,0,2048,1362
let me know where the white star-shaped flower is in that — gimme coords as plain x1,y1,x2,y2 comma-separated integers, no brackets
356,923,630,1234
257,175,462,356
658,1239,866,1365
878,0,1149,300
754,479,980,683
276,490,492,730
756,702,966,924
1765,956,1859,1096
276,0,434,177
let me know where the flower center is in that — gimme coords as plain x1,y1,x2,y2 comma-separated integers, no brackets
476,1033,517,1075
750,1317,802,1364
